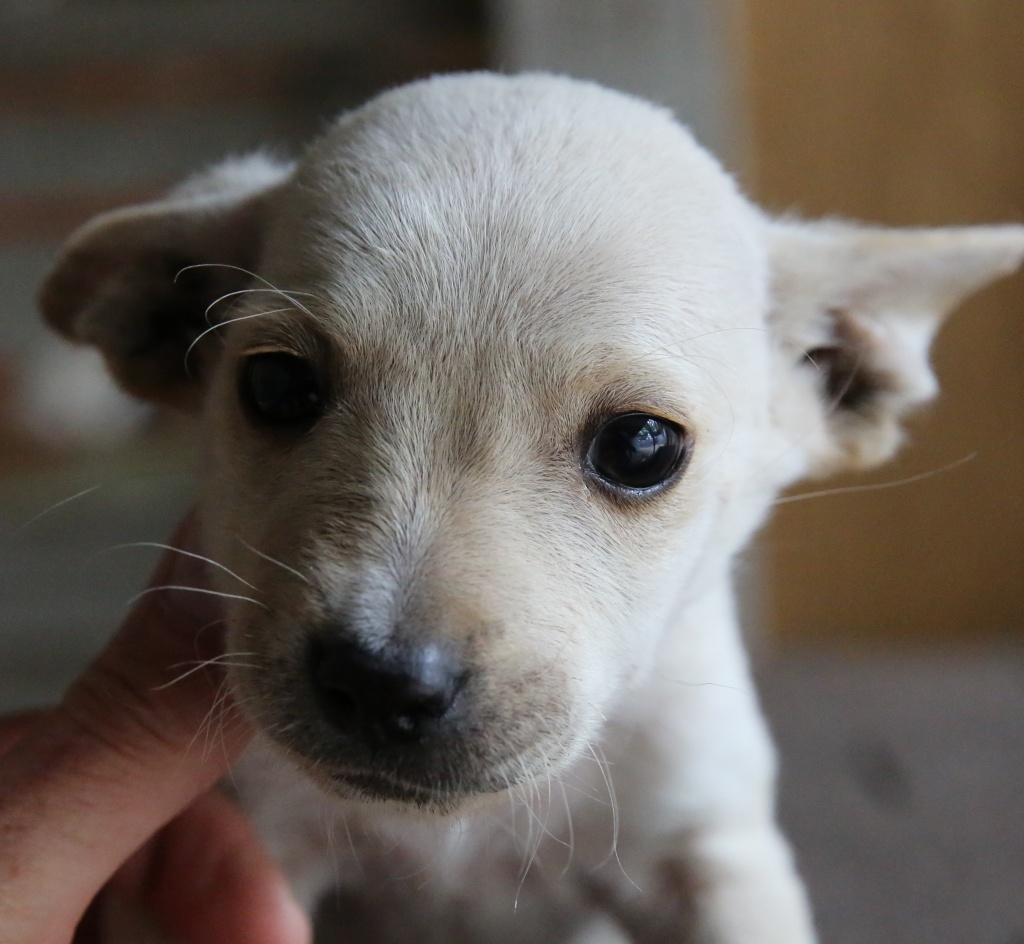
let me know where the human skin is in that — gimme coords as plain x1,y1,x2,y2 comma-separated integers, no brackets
0,514,310,944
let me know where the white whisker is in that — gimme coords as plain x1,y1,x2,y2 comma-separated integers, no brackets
587,742,641,893
202,286,316,323
16,485,100,533
175,263,318,317
125,584,268,610
774,452,976,506
204,680,237,761
184,672,232,759
103,542,259,590
640,325,769,361
557,777,576,878
318,798,345,895
236,536,312,585
154,651,260,691
184,306,293,373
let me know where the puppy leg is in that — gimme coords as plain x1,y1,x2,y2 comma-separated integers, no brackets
682,824,816,944
613,581,817,944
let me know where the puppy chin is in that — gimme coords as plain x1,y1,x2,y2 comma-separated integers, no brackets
269,747,508,815
229,641,595,812
310,765,501,815
256,709,588,816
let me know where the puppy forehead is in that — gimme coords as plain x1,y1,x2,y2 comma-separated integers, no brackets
249,75,767,413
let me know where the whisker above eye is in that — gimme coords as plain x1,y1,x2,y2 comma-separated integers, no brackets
638,325,770,361
174,262,319,318
202,286,319,324
183,306,294,374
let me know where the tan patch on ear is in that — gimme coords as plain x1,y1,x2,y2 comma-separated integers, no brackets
804,309,895,414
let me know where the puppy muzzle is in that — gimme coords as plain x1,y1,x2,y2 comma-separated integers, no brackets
308,632,467,749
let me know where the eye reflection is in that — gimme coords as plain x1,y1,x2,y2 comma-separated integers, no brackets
586,412,689,491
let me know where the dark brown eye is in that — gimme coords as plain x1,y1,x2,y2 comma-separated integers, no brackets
585,413,689,491
239,353,323,427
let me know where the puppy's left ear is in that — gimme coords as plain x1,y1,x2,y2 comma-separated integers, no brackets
767,219,1024,476
39,154,294,410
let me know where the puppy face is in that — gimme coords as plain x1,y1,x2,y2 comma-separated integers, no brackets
198,79,772,807
40,74,1024,810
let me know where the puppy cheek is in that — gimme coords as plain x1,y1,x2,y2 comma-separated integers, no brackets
532,630,620,753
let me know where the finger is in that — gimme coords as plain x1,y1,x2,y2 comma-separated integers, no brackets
0,513,256,943
0,710,42,756
117,790,310,944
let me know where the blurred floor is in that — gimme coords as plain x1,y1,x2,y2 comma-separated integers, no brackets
761,647,1024,944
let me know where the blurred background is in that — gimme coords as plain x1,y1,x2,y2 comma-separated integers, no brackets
0,1,1021,942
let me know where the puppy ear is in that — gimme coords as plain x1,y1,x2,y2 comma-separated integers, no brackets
767,219,1024,476
39,154,294,409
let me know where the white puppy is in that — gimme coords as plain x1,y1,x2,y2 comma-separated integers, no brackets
40,73,1024,943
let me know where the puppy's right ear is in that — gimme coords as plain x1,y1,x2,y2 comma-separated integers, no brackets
765,218,1024,477
39,154,294,409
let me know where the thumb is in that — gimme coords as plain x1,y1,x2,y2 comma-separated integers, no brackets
0,512,256,943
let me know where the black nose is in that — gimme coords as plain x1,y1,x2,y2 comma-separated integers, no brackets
309,634,464,746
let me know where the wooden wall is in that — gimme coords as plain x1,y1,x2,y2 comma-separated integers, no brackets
743,0,1024,639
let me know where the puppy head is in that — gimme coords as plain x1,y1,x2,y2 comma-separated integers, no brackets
41,74,1024,811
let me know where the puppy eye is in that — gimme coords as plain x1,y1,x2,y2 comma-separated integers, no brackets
585,413,690,492
239,353,324,427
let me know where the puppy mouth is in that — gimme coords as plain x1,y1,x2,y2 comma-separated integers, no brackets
257,698,520,806
329,767,459,807
276,723,556,810
304,739,519,804
229,644,580,807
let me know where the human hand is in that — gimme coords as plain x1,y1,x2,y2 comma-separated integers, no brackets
0,513,311,944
